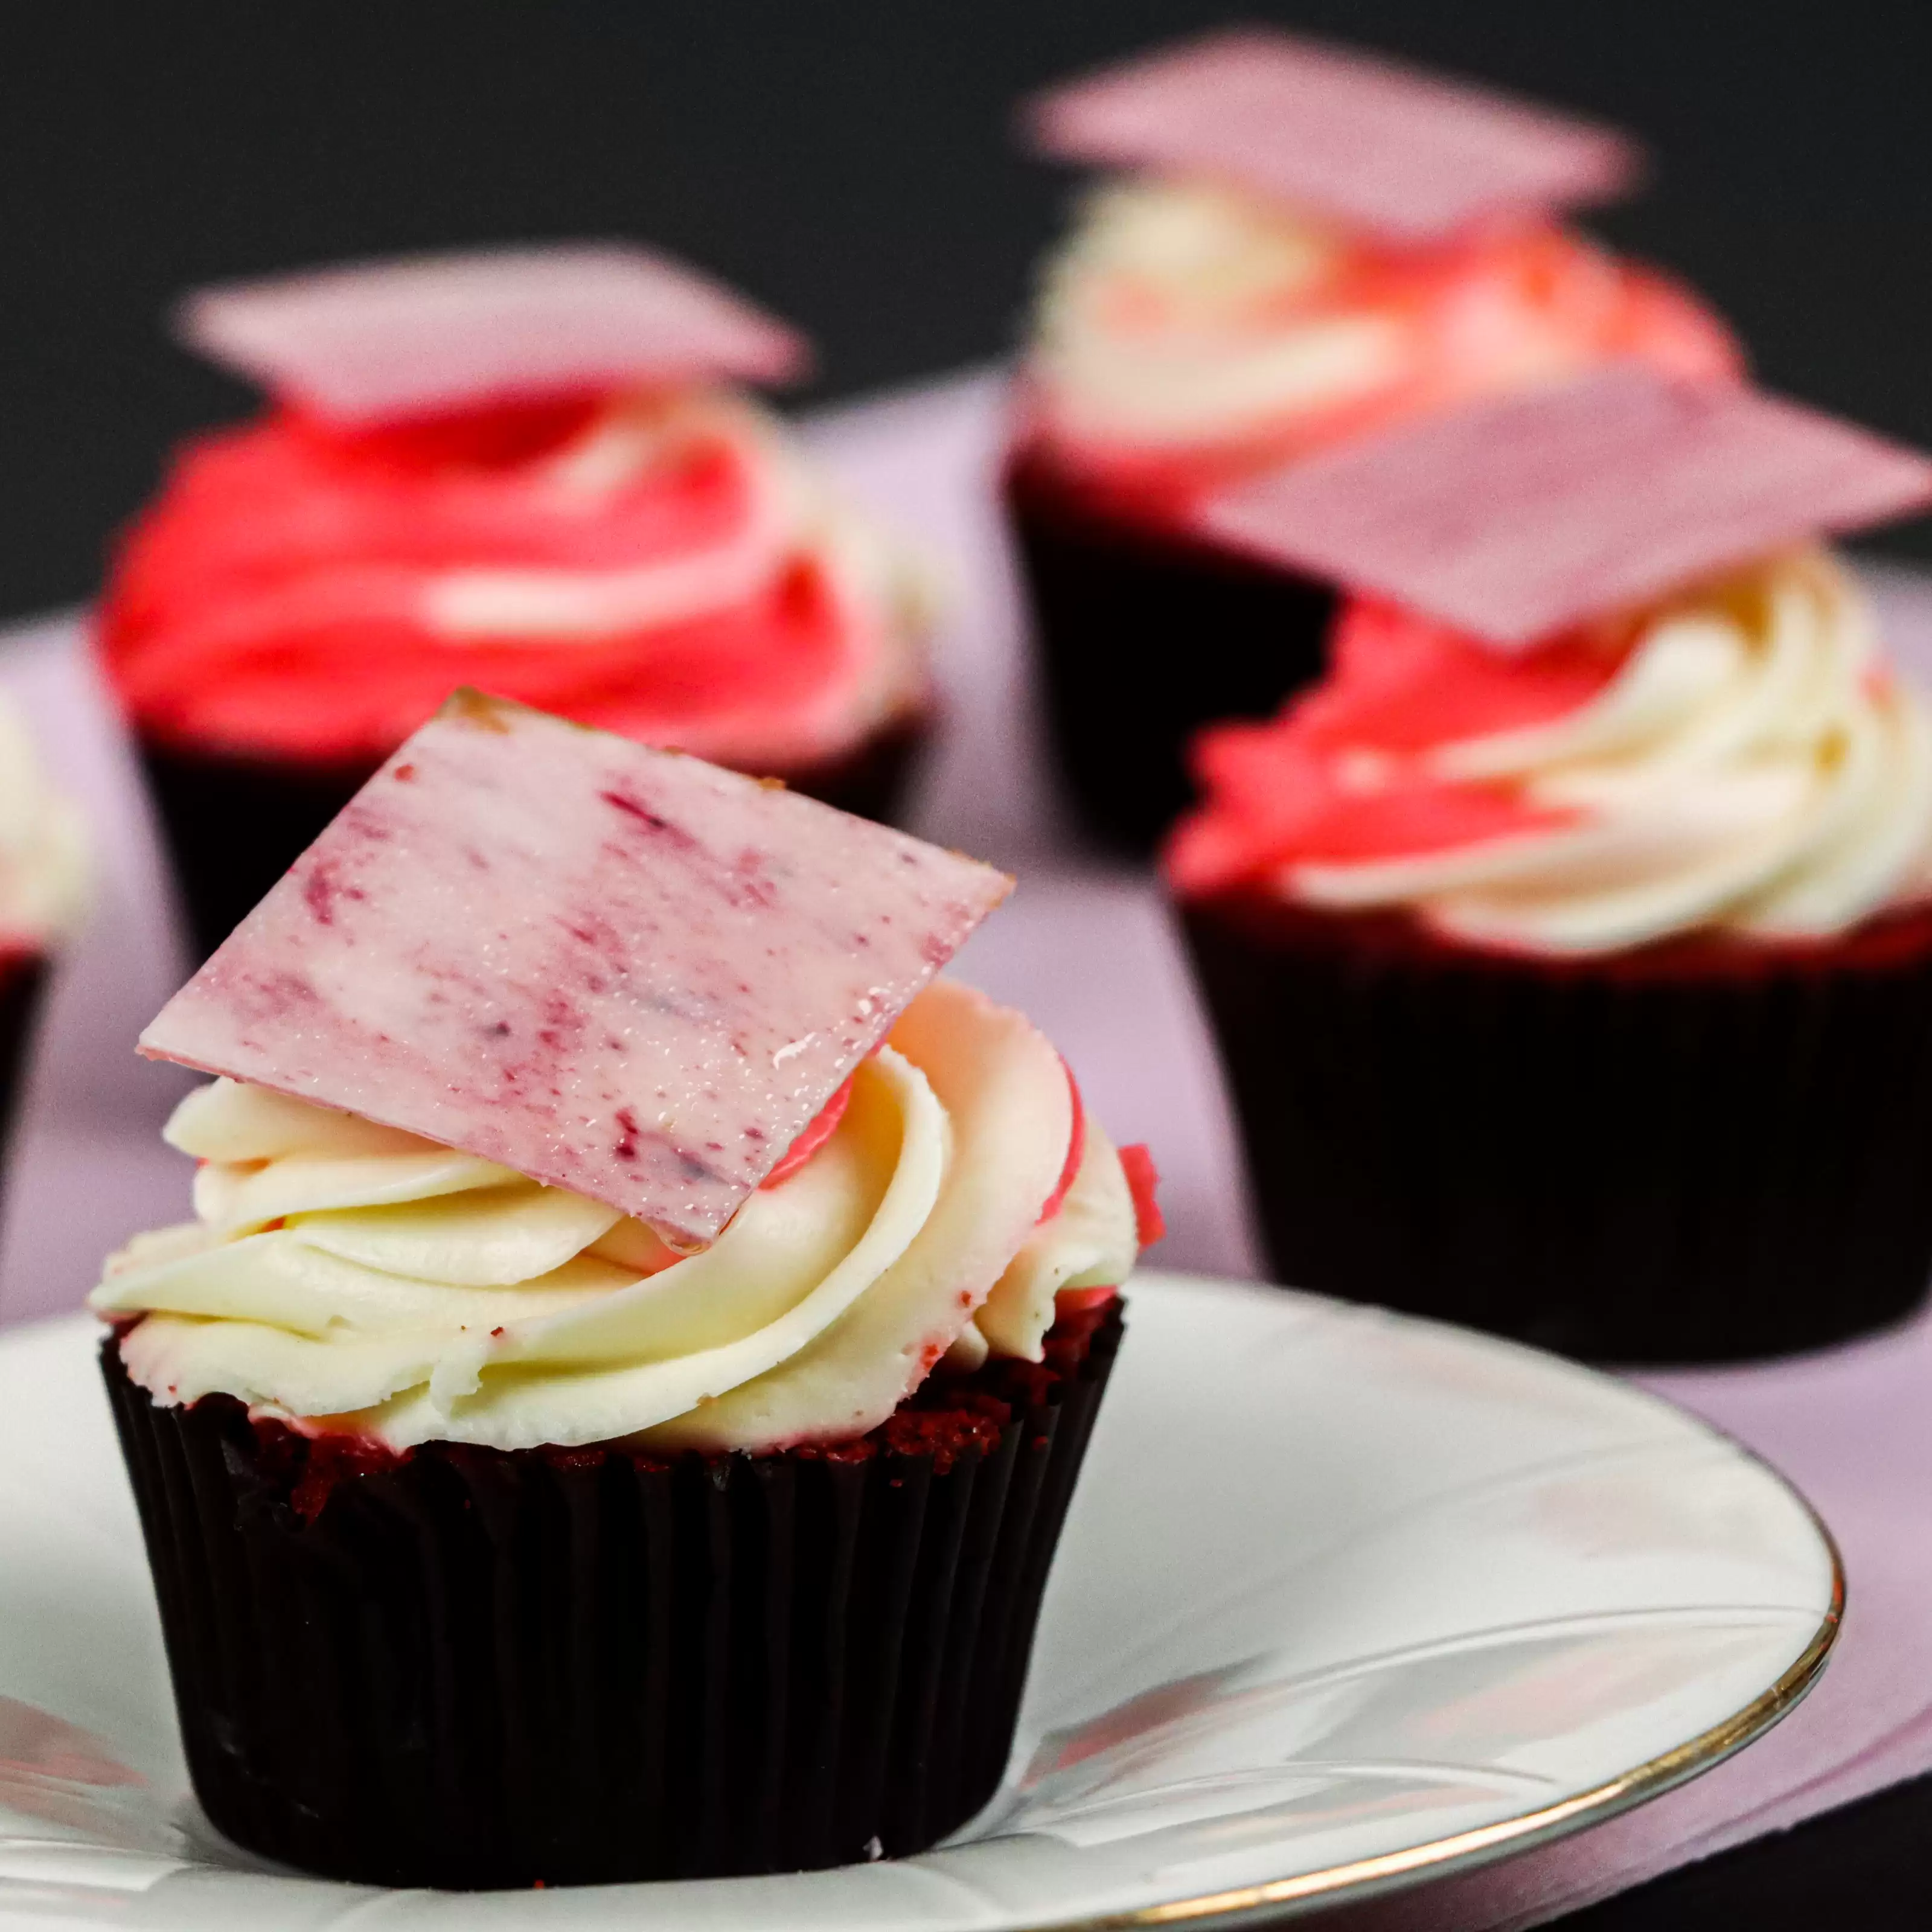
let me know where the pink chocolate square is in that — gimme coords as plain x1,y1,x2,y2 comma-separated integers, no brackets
176,243,810,423
1026,28,1639,240
140,694,1010,1246
1197,370,1932,645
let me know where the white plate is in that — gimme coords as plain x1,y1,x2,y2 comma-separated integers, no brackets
0,1273,1838,1931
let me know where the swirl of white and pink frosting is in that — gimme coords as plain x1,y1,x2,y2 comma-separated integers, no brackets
1167,550,1932,957
1015,178,1741,505
98,386,932,778
92,981,1157,1454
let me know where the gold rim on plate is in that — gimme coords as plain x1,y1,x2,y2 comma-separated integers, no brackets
1023,1435,1846,1932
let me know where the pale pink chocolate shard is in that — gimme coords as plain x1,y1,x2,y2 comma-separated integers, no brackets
1197,370,1932,646
1026,28,1638,241
139,694,1010,1246
175,243,809,423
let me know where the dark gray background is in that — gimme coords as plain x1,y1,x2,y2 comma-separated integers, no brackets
4,0,1928,619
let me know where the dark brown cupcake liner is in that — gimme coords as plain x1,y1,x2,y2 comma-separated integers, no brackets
0,951,47,1150
1003,444,1334,854
141,712,933,963
0,950,48,1262
1182,891,1932,1363
101,1299,1124,1888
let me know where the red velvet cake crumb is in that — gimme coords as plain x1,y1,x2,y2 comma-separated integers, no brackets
206,1299,1120,1517
1035,1061,1087,1224
249,1418,412,1524
878,1404,1011,1469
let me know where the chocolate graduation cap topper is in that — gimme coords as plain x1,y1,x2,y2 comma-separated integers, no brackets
1025,27,1640,242
1198,369,1932,647
175,242,810,424
140,694,1011,1247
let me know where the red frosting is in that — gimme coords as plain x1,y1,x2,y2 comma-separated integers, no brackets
1118,1143,1165,1247
1166,598,1622,898
98,391,909,773
1037,1061,1088,1226
1023,219,1741,517
760,1073,855,1191
1057,1285,1119,1313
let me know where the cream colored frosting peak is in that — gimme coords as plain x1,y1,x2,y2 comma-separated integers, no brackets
1019,176,1731,476
423,389,934,659
418,388,936,764
94,980,1139,1453
1026,179,1405,455
1289,551,1932,955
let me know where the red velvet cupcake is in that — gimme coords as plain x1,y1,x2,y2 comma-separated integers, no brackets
98,246,936,959
91,695,1157,1886
1168,375,1932,1361
1004,30,1740,851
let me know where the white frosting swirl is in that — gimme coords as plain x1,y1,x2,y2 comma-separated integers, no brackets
92,981,1138,1453
1290,552,1932,955
1020,178,1725,471
0,694,86,948
103,385,936,778
418,389,935,764
1026,181,1400,455
424,391,933,666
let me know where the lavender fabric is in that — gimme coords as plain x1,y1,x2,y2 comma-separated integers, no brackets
7,369,1932,1925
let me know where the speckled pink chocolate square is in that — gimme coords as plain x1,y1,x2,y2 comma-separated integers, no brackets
1197,370,1932,646
1026,28,1638,240
140,694,1009,1246
176,243,809,423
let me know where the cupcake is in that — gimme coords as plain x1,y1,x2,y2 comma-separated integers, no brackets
98,245,936,961
1169,371,1932,1362
0,693,86,1154
1005,28,1740,850
91,691,1157,1886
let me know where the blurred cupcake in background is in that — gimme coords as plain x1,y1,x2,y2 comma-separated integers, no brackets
1005,29,1740,850
0,691,86,1150
1169,371,1932,1363
97,244,937,959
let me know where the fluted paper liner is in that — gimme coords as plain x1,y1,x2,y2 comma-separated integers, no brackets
103,1302,1122,1886
0,955,46,1153
1185,894,1932,1361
